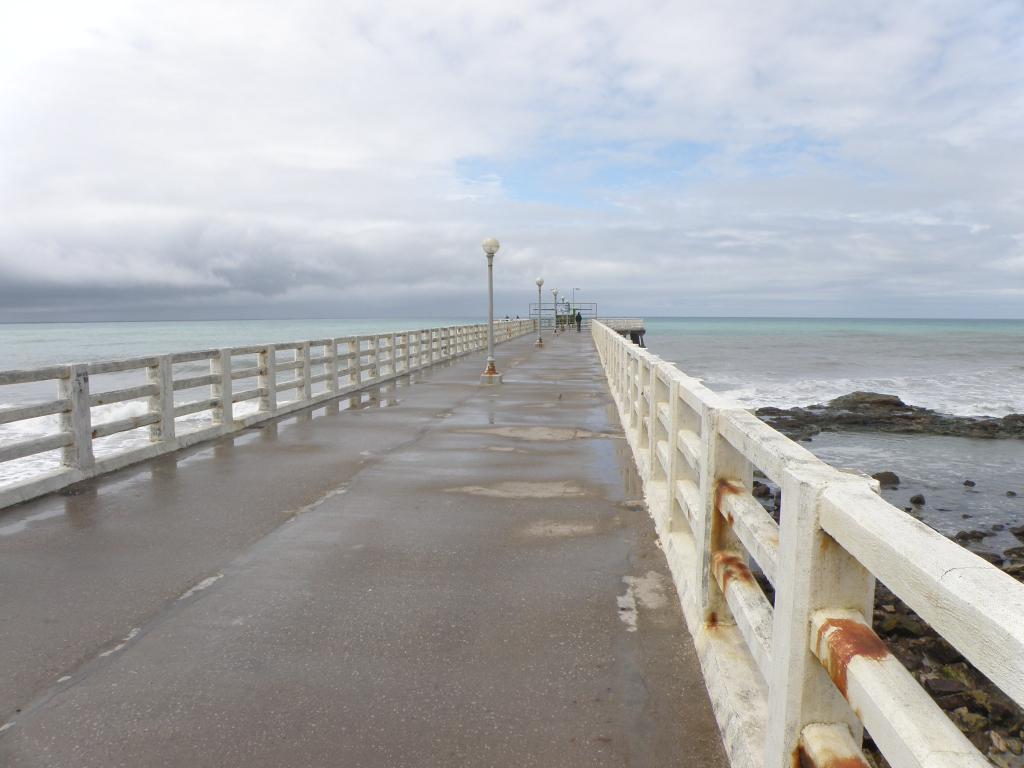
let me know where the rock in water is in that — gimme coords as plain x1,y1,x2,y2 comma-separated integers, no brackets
829,391,907,409
963,479,976,487
910,493,926,505
755,391,1024,440
872,470,900,488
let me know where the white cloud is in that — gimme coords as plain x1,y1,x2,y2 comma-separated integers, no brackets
1,0,1023,319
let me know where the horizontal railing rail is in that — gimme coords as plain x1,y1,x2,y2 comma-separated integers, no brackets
591,320,1023,768
0,320,534,509
597,317,645,330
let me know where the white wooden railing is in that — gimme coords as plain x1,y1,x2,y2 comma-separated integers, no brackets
592,320,1024,768
0,320,534,509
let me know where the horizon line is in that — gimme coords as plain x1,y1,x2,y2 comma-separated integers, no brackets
2,314,1024,326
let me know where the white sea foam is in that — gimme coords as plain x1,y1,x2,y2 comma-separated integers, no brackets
0,397,248,488
714,370,1024,417
647,318,1024,419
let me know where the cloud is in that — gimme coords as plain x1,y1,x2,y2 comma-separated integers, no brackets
1,0,1023,320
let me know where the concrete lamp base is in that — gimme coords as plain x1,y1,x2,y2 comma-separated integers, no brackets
480,372,503,385
534,339,544,348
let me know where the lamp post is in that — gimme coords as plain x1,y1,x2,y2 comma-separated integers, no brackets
480,237,502,385
551,287,558,334
535,277,544,347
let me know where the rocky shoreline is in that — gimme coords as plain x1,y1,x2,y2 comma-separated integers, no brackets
756,391,1024,443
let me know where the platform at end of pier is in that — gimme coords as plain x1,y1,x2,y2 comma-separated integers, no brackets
0,331,725,767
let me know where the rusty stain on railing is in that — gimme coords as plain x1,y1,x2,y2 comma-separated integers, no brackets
813,619,888,699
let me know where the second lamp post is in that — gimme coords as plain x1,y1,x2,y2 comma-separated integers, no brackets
535,277,544,347
480,237,502,385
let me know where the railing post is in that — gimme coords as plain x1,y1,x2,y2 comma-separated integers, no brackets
637,359,652,468
763,467,875,768
372,336,382,381
390,333,399,375
664,379,680,530
259,345,277,413
60,363,94,470
296,342,312,400
148,355,175,442
619,342,627,401
647,358,663,474
627,353,638,430
695,405,753,626
618,339,626,397
211,348,234,425
342,339,355,386
326,340,339,394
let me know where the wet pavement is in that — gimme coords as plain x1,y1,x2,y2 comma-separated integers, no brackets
0,331,727,767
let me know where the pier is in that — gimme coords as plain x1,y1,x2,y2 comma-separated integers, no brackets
1,319,1022,767
0,326,725,767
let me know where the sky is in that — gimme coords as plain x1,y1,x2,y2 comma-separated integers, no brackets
1,0,1023,321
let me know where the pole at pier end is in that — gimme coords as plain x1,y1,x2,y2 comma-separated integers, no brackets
535,276,545,347
480,237,503,385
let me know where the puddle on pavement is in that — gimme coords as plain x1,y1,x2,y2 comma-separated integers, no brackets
523,520,596,537
0,507,65,536
458,426,606,442
446,480,588,499
617,571,669,632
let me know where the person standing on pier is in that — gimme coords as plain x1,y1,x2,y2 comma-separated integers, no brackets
575,311,582,333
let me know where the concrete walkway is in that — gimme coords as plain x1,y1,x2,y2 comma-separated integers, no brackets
0,331,727,767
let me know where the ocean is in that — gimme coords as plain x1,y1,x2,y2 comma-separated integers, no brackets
642,317,1024,417
1,317,1022,548
641,318,1024,551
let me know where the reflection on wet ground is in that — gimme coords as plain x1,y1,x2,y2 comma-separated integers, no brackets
0,375,410,538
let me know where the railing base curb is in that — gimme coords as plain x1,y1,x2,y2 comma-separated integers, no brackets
603,353,768,768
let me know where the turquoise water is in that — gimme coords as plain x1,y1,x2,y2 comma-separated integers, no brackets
0,318,479,371
642,317,1024,417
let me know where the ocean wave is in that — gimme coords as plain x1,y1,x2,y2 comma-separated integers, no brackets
714,373,1024,417
0,398,263,488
